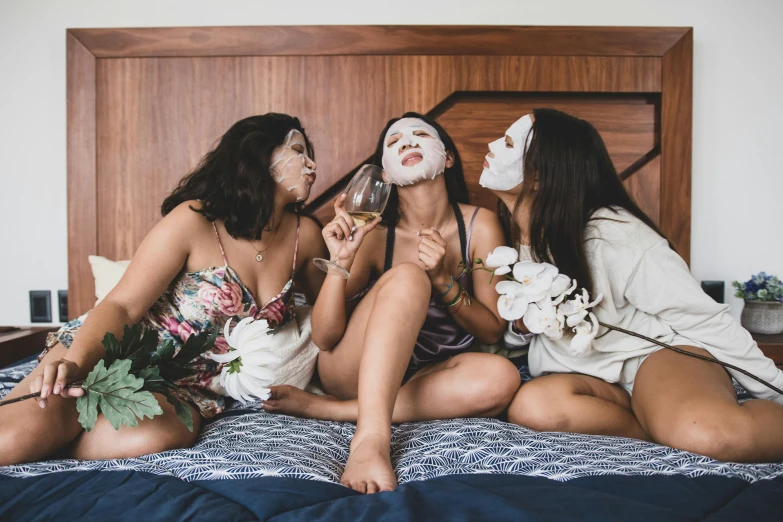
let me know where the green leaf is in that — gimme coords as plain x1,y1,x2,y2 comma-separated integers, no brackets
163,393,194,432
76,384,100,432
158,361,199,382
138,367,194,432
101,332,122,367
150,339,176,365
101,324,154,371
174,328,218,363
80,359,164,431
123,324,156,372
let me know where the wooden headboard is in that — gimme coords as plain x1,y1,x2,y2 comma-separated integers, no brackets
66,25,692,319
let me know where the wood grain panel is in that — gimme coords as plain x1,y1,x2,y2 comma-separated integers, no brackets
67,33,97,318
95,54,661,262
623,155,661,226
70,26,689,58
660,29,693,261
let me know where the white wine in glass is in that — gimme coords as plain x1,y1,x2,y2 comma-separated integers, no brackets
313,165,391,279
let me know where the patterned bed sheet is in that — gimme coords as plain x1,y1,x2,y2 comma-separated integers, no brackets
2,358,782,484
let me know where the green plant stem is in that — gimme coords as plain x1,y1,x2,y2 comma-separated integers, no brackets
599,322,783,396
0,381,85,407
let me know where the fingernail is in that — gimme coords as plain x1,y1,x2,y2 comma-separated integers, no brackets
351,226,357,232
349,236,353,241
39,400,46,409
53,384,61,394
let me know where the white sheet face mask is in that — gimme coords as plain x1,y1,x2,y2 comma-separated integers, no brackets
270,129,315,201
479,115,534,192
381,118,447,186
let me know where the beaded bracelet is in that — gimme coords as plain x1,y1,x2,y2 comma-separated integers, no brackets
437,275,455,297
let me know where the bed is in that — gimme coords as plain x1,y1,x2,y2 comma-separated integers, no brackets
3,24,782,521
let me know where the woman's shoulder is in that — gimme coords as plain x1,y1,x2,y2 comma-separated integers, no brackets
160,200,212,233
585,206,664,252
458,203,502,232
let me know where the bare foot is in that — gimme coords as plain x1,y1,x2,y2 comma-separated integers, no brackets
264,385,345,420
340,432,397,494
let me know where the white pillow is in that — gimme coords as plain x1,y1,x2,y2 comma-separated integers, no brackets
88,255,131,305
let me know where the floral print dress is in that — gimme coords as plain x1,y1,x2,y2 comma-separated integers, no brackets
42,217,301,418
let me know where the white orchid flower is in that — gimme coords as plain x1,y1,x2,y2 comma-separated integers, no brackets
570,312,599,356
485,246,519,276
209,317,281,403
523,298,564,340
549,275,576,305
494,280,531,321
512,262,559,302
559,289,603,327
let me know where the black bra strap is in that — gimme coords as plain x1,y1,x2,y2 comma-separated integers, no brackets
383,225,395,272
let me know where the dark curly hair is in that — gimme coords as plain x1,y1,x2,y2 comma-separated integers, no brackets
161,113,314,241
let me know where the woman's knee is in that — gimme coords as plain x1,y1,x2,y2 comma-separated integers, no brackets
0,423,30,466
377,263,430,297
649,404,753,462
452,353,521,416
507,376,574,431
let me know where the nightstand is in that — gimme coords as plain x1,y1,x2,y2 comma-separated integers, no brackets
753,332,783,369
0,327,56,368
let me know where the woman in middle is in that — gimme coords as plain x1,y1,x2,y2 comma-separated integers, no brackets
265,113,521,493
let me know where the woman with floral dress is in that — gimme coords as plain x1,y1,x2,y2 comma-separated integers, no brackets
0,113,327,465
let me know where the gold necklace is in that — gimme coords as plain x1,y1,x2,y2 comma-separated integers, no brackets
249,230,279,262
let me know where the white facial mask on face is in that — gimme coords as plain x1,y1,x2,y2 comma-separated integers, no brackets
270,129,315,201
381,118,447,186
479,115,534,191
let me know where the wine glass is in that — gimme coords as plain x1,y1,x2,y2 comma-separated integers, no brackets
313,164,391,279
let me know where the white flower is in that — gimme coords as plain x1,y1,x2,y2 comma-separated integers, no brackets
485,246,519,276
495,281,531,321
549,275,576,305
523,298,564,340
570,312,599,356
559,289,603,327
511,262,559,302
209,317,281,403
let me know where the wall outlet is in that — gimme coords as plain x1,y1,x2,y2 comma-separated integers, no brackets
58,290,68,323
29,290,52,323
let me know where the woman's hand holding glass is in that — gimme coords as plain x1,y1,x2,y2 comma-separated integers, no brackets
313,165,390,278
322,194,382,274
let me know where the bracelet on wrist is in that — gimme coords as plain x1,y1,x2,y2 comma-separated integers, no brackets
437,275,455,297
442,283,464,307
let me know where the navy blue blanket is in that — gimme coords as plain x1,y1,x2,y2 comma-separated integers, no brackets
2,471,782,521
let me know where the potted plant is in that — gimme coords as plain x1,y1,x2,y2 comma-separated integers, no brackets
733,272,783,335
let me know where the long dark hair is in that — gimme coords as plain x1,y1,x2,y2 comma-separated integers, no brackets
373,112,469,227
161,113,314,241
501,108,671,297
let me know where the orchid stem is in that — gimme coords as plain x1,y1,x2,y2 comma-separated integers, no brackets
0,381,85,407
599,322,783,396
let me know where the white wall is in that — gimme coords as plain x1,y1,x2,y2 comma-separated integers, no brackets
1,0,781,326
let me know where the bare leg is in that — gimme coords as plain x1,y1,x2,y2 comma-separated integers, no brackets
632,345,783,462
0,343,202,466
70,393,201,460
506,373,651,441
313,263,431,493
0,343,85,466
265,352,522,422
